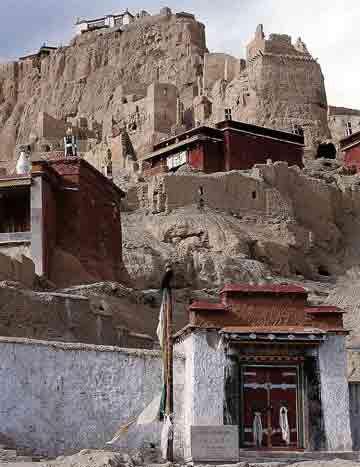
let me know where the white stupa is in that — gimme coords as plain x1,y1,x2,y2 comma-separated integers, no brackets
15,151,31,175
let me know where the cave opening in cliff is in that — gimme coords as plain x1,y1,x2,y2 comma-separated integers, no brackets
317,265,331,277
316,142,336,159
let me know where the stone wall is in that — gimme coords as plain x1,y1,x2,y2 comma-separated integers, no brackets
0,287,112,345
140,171,293,218
0,337,185,458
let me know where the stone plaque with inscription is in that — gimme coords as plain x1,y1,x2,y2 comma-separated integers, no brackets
187,425,239,463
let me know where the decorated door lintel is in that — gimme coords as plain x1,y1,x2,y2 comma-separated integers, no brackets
240,363,304,449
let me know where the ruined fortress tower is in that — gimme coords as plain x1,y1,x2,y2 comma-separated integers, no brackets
200,25,330,157
0,9,333,171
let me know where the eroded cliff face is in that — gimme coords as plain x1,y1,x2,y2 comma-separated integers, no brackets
0,12,206,165
1,12,336,168
121,161,360,290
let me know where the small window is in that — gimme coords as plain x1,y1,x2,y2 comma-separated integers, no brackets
225,108,232,120
136,105,139,113
346,121,352,136
122,97,128,104
252,191,257,199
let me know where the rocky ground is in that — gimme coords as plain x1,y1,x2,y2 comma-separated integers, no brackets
0,450,359,467
120,160,360,290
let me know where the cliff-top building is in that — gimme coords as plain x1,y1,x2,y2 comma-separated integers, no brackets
75,9,136,35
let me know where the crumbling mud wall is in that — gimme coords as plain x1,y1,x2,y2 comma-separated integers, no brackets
0,338,185,457
0,283,163,348
141,171,293,217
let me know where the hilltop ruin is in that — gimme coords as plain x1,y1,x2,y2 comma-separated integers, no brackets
1,8,359,173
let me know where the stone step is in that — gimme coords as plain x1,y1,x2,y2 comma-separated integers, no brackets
239,457,297,465
238,450,360,465
240,461,287,466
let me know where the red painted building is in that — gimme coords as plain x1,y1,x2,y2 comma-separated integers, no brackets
340,130,360,172
174,283,351,453
143,120,304,175
0,157,128,287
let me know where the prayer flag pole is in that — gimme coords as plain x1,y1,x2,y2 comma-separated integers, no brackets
160,264,174,462
165,285,174,462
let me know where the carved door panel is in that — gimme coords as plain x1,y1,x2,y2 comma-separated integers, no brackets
241,365,299,449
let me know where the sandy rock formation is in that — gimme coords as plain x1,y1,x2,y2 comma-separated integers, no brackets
0,12,336,167
119,161,360,289
122,207,272,290
0,12,206,165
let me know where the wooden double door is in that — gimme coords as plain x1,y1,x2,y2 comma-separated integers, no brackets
240,364,301,449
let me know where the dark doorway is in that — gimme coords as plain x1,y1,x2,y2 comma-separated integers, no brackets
316,143,336,159
0,188,30,233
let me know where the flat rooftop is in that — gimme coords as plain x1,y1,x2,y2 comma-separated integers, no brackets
145,119,304,162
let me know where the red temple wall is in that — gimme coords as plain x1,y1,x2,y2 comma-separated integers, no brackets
344,145,360,172
41,177,57,278
223,129,304,170
188,145,205,170
77,163,124,282
39,159,127,286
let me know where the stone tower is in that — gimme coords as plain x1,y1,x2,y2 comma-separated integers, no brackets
245,26,330,156
200,25,331,157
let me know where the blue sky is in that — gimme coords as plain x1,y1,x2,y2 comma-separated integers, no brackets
0,0,359,108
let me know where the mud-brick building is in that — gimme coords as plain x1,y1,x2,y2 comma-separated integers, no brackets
340,130,360,172
142,120,304,176
175,284,352,462
0,157,127,286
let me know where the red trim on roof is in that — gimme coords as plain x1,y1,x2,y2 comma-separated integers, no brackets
305,306,344,314
220,284,307,295
189,301,228,311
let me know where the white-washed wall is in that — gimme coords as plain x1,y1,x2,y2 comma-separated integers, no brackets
318,334,353,451
0,337,184,458
176,332,226,459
